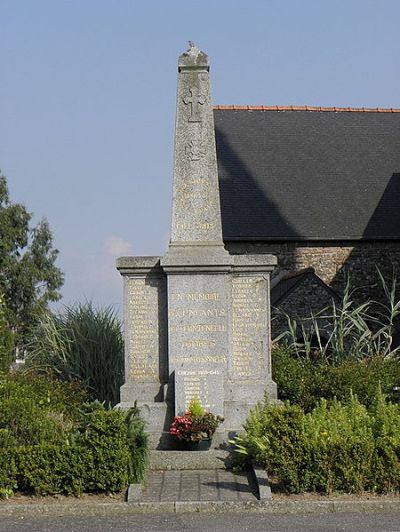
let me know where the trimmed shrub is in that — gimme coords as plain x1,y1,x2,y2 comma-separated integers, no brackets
0,374,147,498
79,405,129,493
15,444,87,496
234,401,305,493
272,344,400,411
232,390,400,494
301,397,375,493
369,391,400,492
0,446,16,499
13,407,130,496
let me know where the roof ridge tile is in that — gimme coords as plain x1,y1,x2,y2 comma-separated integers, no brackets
213,105,400,113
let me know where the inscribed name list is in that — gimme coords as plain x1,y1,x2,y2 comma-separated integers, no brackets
126,277,163,381
231,276,269,380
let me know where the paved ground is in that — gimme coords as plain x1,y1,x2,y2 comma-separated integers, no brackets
139,469,257,502
1,511,400,531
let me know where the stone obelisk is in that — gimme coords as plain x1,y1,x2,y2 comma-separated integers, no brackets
117,44,277,448
161,43,232,416
162,43,230,265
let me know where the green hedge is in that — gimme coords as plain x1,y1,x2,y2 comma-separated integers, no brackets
0,374,148,498
1,408,129,497
233,390,400,494
272,345,400,411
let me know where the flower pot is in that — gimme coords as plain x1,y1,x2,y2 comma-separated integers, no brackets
185,438,212,451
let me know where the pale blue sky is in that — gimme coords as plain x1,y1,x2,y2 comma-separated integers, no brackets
1,0,399,312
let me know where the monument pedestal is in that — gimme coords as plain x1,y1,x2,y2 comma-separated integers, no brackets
117,253,276,448
117,44,277,449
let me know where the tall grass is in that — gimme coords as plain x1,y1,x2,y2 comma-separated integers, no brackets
276,271,400,362
25,303,124,406
125,403,149,483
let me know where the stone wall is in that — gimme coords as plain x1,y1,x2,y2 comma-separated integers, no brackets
271,275,337,340
226,240,400,303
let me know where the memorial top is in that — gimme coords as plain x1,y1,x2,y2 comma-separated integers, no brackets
178,42,209,71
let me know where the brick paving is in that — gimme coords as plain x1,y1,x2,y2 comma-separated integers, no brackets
140,469,258,503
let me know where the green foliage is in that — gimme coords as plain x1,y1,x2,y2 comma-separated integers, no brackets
277,272,400,362
0,372,87,429
25,302,124,405
11,406,130,496
125,404,149,484
79,406,129,492
233,401,305,492
0,293,13,373
14,444,87,496
187,396,205,416
272,344,400,411
0,173,63,350
232,390,400,494
0,447,16,499
301,396,375,493
0,373,147,498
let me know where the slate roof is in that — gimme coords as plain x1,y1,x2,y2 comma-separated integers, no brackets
214,107,400,241
271,268,339,307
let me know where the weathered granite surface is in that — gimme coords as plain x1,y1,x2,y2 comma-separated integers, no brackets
117,44,277,448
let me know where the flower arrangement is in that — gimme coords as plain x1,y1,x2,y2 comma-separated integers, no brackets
169,397,224,443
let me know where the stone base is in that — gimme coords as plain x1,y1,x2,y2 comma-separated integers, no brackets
147,429,237,450
149,449,233,470
118,377,278,450
120,382,166,403
224,380,277,402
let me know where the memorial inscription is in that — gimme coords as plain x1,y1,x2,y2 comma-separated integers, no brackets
168,275,228,417
231,276,269,379
126,277,162,381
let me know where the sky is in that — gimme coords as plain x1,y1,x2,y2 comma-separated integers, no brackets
1,0,399,314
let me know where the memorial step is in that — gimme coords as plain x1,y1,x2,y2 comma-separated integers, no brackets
138,469,258,503
149,449,233,470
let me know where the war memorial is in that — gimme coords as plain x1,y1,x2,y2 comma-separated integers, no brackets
117,44,277,448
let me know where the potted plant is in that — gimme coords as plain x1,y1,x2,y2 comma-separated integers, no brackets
169,397,224,451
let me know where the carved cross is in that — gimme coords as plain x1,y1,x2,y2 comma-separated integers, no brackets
183,87,206,122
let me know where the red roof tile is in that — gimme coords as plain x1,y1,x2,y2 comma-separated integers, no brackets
213,105,400,113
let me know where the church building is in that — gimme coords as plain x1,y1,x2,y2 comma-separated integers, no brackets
213,105,400,334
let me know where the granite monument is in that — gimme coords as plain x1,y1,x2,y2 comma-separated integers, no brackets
117,43,277,448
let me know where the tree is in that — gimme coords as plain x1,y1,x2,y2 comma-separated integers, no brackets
0,292,13,372
0,172,64,350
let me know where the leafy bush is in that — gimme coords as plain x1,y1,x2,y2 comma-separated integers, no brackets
79,404,129,492
301,397,375,493
25,302,124,406
0,447,16,499
232,390,400,494
272,344,400,411
233,400,305,493
0,372,87,433
14,444,87,496
11,408,130,496
0,373,148,498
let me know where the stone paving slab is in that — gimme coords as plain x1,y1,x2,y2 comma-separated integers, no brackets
139,469,258,503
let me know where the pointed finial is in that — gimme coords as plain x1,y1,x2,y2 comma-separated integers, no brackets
179,42,209,71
